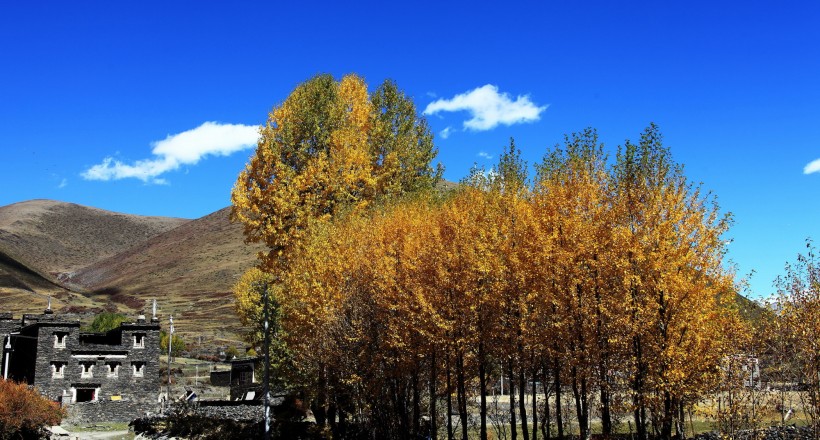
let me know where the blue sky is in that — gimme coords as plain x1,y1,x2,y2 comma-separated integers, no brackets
1,1,818,299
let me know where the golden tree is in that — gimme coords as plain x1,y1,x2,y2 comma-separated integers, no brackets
610,124,736,440
231,73,440,275
534,129,614,440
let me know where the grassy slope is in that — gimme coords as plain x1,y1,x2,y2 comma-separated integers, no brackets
71,207,265,344
0,199,187,286
0,200,259,344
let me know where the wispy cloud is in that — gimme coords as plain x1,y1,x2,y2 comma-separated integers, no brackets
423,85,547,131
82,122,259,183
478,151,493,160
804,158,820,174
440,126,453,139
57,178,68,189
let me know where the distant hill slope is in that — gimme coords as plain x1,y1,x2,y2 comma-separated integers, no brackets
71,206,264,342
0,200,188,287
0,200,260,344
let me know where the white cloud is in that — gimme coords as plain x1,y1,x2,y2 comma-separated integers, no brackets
82,122,259,183
478,151,493,160
423,85,547,131
804,158,820,174
57,178,68,189
440,126,453,139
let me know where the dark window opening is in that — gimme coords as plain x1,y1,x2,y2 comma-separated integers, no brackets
80,362,94,378
106,362,120,377
134,334,145,348
133,362,145,377
76,388,95,402
51,362,65,378
54,332,67,348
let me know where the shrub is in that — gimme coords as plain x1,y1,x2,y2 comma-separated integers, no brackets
82,311,127,333
0,379,65,439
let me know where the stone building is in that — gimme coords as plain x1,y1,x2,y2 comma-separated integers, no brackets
1,305,161,422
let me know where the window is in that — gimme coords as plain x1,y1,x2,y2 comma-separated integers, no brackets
51,362,65,379
80,362,94,378
133,334,145,348
54,332,67,349
106,362,120,378
132,362,144,377
75,388,96,403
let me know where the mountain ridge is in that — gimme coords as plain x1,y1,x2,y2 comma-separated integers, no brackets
0,199,258,345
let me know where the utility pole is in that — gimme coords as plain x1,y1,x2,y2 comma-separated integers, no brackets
262,282,271,440
3,335,11,380
168,315,174,404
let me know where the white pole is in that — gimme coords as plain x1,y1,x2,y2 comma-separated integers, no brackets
168,316,173,401
3,335,11,380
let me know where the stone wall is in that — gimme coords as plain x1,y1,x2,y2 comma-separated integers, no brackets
66,399,161,424
210,370,231,387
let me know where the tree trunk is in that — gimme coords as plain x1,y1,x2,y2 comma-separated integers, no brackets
519,362,530,440
447,353,454,440
430,351,438,440
479,341,488,440
600,383,612,435
509,358,518,440
660,392,673,440
542,362,551,440
633,334,647,440
392,379,409,440
554,361,563,440
571,367,589,440
413,369,422,438
315,363,328,426
457,353,468,440
532,364,539,440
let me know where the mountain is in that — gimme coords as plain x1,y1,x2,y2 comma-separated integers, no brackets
0,200,187,286
72,207,265,342
0,200,261,345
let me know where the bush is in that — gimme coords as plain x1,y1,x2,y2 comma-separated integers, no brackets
83,311,127,333
160,330,185,358
0,379,65,439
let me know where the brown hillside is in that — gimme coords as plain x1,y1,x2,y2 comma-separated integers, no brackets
0,250,96,315
0,199,188,287
72,207,265,342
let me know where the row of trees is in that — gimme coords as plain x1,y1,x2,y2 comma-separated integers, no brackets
270,127,738,440
231,74,815,439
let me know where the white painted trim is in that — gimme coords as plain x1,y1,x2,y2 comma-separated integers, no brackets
71,354,127,359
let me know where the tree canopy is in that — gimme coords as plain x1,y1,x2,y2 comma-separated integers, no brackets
231,73,441,274
271,125,739,439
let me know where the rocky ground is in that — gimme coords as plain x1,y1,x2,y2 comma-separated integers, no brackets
694,425,817,440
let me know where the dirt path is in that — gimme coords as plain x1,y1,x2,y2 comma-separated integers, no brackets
56,430,133,440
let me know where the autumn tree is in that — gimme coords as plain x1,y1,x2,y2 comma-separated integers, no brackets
611,124,736,440
534,129,613,440
230,74,441,424
160,330,185,359
231,73,440,275
0,379,65,440
774,240,820,432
